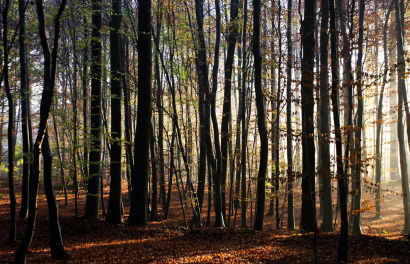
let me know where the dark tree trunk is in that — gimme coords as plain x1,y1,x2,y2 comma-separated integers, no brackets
122,37,133,196
18,0,33,219
154,7,165,210
330,0,348,260
351,0,365,235
107,0,123,224
253,0,268,231
240,0,248,229
209,0,225,227
150,124,158,221
275,1,282,230
85,0,103,220
318,0,333,232
286,0,295,230
3,0,16,243
42,132,68,259
82,16,89,188
129,0,152,226
15,1,66,262
193,0,218,227
300,0,317,233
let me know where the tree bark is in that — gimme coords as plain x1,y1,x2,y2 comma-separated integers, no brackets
107,0,123,224
42,132,68,259
395,0,410,235
318,0,333,232
330,0,348,260
129,0,152,226
15,1,66,262
253,0,268,231
3,0,16,243
351,0,365,235
286,0,295,230
300,0,317,233
85,0,103,219
18,0,33,219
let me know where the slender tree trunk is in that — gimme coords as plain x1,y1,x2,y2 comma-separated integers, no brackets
107,0,123,224
286,0,295,230
15,1,66,262
330,0,348,260
275,1,282,230
209,0,225,227
42,132,68,259
150,124,158,221
318,0,333,232
240,0,248,228
253,0,268,231
85,0,103,219
82,16,89,187
129,0,152,226
221,0,239,224
154,7,165,210
18,0,33,219
395,0,410,235
351,0,365,235
300,0,317,233
3,0,16,243
375,2,392,219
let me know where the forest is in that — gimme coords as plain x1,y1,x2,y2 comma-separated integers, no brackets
0,0,409,263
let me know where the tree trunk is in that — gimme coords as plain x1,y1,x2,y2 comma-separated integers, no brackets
300,0,317,233
107,0,123,224
18,0,33,219
395,0,410,235
286,0,295,230
375,0,392,220
3,0,16,242
240,0,248,228
150,124,158,221
42,132,68,259
351,0,365,235
330,0,348,260
129,0,152,226
318,0,333,232
85,0,103,220
253,0,268,231
15,1,66,262
209,0,225,227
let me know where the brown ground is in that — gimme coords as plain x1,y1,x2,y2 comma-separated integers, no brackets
0,178,409,263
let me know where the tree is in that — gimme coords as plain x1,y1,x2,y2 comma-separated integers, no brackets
375,1,393,219
15,0,67,262
253,0,268,231
240,0,249,229
318,0,333,232
18,0,33,219
351,0,365,235
394,0,410,235
3,0,16,243
129,0,152,226
286,0,295,230
300,0,317,232
209,0,225,227
330,0,348,260
85,0,103,219
221,0,239,223
107,0,123,224
42,132,67,259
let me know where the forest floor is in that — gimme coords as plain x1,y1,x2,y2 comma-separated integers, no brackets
0,178,409,263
